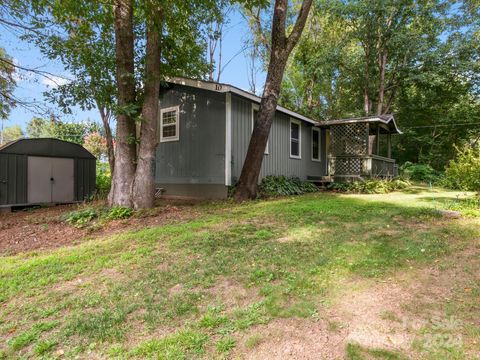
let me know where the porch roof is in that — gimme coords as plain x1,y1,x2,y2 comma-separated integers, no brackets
317,114,402,134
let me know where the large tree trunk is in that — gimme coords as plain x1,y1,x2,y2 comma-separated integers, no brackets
109,0,137,207
132,15,162,209
234,51,288,201
376,49,387,115
234,0,312,201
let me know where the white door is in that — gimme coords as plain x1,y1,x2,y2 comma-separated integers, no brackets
27,156,74,204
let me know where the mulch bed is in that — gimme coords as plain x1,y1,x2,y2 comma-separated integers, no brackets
0,199,203,256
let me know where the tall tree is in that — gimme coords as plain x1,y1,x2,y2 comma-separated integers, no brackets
0,124,23,144
0,47,16,143
234,0,313,201
109,0,137,207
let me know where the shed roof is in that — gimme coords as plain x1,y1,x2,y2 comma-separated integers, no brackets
167,77,318,125
318,114,402,134
0,138,96,159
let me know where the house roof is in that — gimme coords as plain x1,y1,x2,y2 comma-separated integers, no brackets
318,114,402,134
167,77,318,125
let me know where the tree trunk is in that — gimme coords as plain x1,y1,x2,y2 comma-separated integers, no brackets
132,15,162,209
234,51,288,201
97,103,115,174
376,49,387,115
234,0,312,201
363,43,370,115
109,0,137,207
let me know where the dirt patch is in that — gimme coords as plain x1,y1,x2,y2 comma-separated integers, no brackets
206,277,262,310
238,243,480,359
236,317,346,359
0,199,204,256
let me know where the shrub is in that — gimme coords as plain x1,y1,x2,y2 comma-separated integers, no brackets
96,162,111,199
106,206,133,220
328,178,411,194
258,176,318,197
443,145,480,192
64,208,98,227
400,162,440,183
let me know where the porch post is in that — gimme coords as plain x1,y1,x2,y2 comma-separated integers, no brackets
387,132,391,159
376,126,380,155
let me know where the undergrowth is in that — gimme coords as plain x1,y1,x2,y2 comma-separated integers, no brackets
328,178,411,194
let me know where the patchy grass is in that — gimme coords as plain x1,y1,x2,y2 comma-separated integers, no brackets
0,186,479,359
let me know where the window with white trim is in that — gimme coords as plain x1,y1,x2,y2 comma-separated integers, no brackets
311,127,321,161
160,106,180,142
290,119,301,159
252,104,269,154
160,106,179,142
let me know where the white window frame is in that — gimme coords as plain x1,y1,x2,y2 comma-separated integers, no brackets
160,106,180,142
290,118,302,159
251,104,269,155
311,127,321,162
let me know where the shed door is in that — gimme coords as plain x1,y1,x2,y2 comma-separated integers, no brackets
27,156,74,204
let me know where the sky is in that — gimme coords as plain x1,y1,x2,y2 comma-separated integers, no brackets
1,9,266,132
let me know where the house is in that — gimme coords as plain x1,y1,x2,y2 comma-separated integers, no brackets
156,77,401,199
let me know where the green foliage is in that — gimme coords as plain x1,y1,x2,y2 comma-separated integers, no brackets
26,117,100,145
63,209,98,227
63,205,132,228
278,0,480,170
106,206,133,220
0,47,16,120
0,125,24,144
443,145,480,192
95,162,111,198
400,162,441,183
329,178,412,194
441,196,480,217
258,176,318,197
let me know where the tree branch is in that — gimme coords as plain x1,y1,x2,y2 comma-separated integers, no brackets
286,0,313,54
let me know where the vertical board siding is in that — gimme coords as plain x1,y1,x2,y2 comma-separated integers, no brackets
231,94,326,183
156,84,226,184
0,154,27,205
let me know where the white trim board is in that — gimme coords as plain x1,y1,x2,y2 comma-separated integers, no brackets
225,93,232,186
168,77,318,126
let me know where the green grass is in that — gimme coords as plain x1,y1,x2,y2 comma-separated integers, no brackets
0,186,478,358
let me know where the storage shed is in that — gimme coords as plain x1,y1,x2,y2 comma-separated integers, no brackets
0,138,96,207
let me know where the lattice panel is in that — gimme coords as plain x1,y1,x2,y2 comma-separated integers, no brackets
330,123,368,156
330,157,362,175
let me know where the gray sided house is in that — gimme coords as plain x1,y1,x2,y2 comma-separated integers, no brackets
156,78,401,199
0,138,96,207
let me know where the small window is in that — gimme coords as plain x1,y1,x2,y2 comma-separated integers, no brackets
252,104,269,154
290,119,301,159
312,128,321,161
160,106,179,142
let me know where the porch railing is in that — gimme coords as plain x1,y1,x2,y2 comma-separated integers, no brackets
328,154,396,179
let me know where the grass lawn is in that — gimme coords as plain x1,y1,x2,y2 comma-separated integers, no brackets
0,186,479,359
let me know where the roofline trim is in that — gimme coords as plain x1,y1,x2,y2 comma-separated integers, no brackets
167,77,318,125
318,115,402,134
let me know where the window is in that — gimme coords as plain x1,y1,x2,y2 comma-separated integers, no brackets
311,127,321,161
251,104,269,154
160,106,179,142
290,119,301,159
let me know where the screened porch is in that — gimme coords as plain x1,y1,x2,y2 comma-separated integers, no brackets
320,115,402,181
